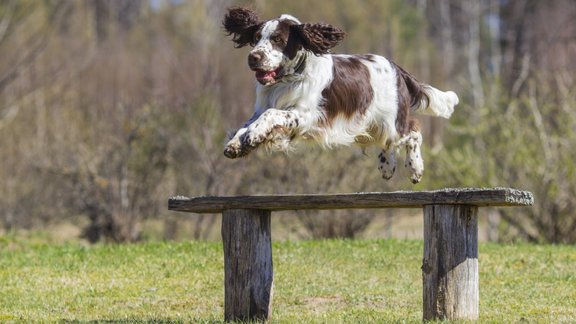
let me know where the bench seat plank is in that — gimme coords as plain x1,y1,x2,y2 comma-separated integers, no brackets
169,187,533,213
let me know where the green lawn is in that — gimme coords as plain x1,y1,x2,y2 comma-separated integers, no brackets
0,236,574,323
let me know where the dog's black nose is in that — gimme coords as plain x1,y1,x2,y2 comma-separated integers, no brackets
248,51,263,67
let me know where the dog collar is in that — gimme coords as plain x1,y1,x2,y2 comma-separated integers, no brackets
293,52,307,75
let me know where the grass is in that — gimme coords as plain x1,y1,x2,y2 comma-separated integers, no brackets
0,235,575,323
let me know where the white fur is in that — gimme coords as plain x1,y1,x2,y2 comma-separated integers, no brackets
250,20,282,71
404,130,424,184
416,86,459,119
279,14,300,23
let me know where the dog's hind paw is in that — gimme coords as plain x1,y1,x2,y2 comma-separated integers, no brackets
378,150,397,180
409,172,423,184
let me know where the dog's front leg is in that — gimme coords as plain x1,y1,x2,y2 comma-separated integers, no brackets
224,109,299,158
224,112,259,159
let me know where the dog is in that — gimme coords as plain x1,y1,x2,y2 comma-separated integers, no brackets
222,7,459,183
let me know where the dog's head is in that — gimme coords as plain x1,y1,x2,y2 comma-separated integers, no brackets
223,7,345,85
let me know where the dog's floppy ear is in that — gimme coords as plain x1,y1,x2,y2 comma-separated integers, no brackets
223,7,262,48
290,23,346,55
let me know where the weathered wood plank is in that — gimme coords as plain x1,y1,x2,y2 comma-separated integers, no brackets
221,209,274,322
169,188,533,214
422,204,479,321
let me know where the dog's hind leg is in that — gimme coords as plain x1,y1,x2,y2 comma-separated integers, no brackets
404,120,424,184
378,141,397,180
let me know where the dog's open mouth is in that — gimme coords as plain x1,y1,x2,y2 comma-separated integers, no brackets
254,68,282,85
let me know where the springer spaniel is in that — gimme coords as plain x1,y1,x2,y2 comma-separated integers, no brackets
222,8,459,183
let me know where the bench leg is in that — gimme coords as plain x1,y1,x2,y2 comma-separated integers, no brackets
422,204,479,321
221,209,273,322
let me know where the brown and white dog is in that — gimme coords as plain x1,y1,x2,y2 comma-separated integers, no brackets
222,8,459,183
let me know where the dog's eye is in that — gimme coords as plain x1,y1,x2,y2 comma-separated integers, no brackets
271,35,282,44
254,33,262,43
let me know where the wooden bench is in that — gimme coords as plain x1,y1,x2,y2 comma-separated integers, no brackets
169,187,533,322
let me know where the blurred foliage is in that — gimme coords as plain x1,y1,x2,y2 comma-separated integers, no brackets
0,0,575,243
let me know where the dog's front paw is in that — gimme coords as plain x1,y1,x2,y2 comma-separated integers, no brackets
224,128,252,159
240,130,265,148
223,140,242,159
223,131,261,159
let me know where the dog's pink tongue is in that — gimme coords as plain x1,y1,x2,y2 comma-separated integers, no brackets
255,70,276,83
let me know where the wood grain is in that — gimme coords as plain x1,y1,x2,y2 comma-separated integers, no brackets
221,209,273,322
422,204,479,320
169,187,533,214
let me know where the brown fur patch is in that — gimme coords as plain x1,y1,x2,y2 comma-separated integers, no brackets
272,19,300,59
223,7,262,48
321,56,374,122
409,118,421,132
392,62,429,135
291,23,345,55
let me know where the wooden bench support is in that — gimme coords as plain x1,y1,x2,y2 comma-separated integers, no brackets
169,188,533,322
422,204,478,321
221,209,273,322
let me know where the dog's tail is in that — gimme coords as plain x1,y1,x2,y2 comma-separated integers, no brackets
394,62,459,119
415,85,459,119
